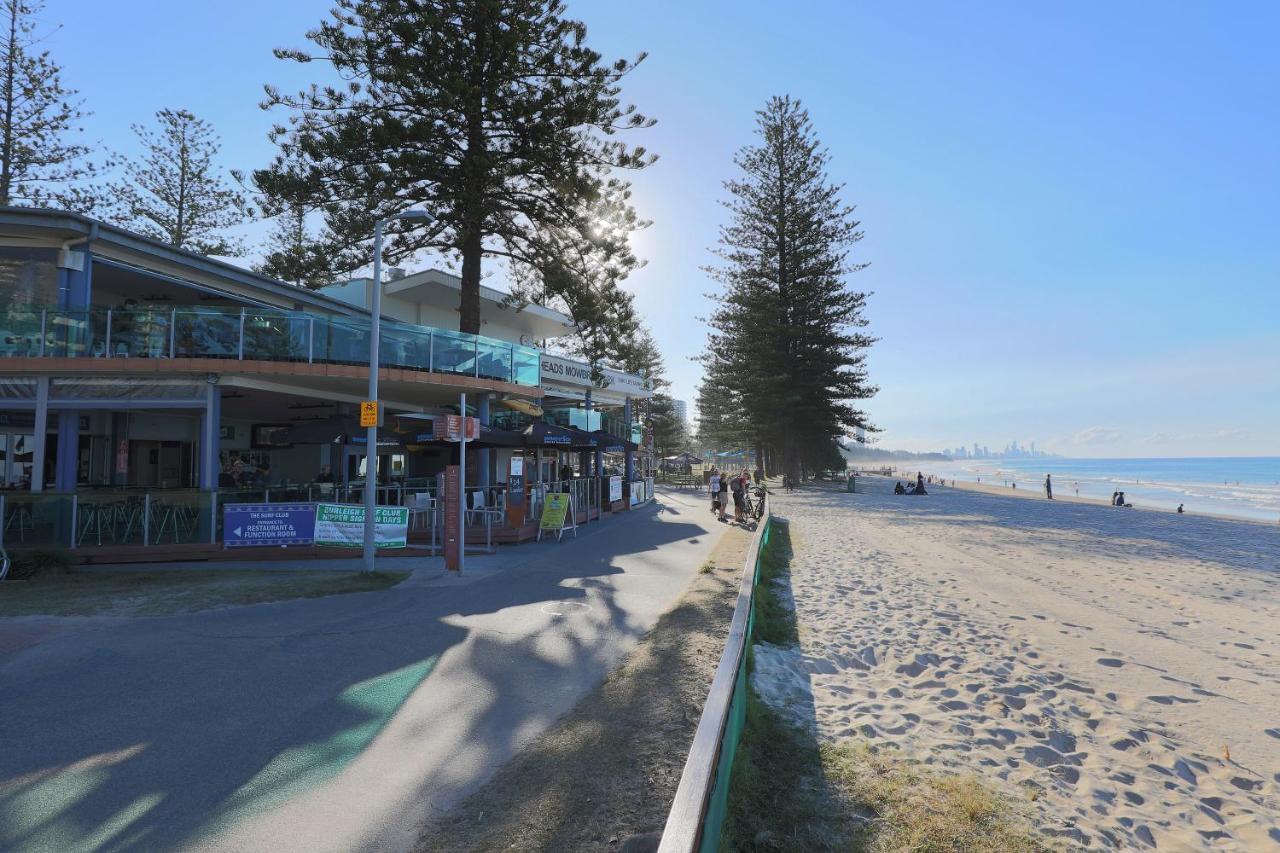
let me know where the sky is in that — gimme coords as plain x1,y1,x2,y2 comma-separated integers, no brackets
43,1,1280,458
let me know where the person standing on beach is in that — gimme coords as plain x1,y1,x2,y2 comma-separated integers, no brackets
1044,474,1053,500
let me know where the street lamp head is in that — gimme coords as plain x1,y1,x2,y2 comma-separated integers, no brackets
393,208,434,223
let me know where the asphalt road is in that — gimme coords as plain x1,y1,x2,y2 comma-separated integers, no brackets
0,487,724,852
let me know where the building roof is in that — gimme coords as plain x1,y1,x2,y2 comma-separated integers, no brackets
0,206,366,317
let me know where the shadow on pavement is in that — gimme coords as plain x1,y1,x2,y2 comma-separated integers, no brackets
0,497,711,852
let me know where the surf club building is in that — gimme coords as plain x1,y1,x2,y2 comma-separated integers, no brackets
0,207,653,558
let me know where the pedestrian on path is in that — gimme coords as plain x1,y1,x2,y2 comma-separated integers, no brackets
708,469,721,517
718,472,730,522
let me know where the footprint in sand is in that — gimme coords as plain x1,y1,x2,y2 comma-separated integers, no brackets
1147,694,1199,705
1097,658,1125,668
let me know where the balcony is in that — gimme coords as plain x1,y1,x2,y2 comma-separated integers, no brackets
0,305,542,387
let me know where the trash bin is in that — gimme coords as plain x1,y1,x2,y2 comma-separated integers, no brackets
846,474,856,493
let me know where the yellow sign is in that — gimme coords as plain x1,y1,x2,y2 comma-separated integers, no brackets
360,400,379,428
539,493,570,530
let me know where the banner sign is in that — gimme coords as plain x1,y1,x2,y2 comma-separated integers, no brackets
315,502,408,549
443,465,461,570
224,503,316,547
434,414,480,442
537,492,576,542
609,475,623,504
115,439,129,475
630,480,646,507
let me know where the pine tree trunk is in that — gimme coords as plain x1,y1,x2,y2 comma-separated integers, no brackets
459,227,483,334
0,1,18,206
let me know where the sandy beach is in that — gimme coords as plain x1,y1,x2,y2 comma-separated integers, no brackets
754,477,1280,849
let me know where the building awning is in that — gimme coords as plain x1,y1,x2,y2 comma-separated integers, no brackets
588,430,638,453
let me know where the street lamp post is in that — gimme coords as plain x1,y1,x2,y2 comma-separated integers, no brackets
364,209,433,573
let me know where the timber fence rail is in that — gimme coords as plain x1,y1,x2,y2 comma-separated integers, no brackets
657,498,771,853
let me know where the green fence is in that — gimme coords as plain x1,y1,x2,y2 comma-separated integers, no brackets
658,503,772,853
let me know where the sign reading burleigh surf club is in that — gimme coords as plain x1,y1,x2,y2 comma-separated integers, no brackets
224,504,316,547
314,503,409,549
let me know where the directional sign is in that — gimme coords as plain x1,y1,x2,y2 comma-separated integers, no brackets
360,400,379,428
223,503,316,547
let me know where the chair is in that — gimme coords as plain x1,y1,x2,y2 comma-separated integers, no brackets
465,490,485,526
406,492,434,531
114,341,129,357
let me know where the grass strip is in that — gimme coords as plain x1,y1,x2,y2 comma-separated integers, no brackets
0,569,409,617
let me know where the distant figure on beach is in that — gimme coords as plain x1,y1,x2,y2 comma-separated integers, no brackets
894,481,906,494
1012,482,1017,489
1111,490,1120,506
1116,491,1129,507
1177,503,1185,514
1073,481,1079,496
917,472,925,492
1044,474,1053,500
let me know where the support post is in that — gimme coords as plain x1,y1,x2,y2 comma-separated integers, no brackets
199,380,220,490
477,393,491,488
31,377,49,493
54,410,79,492
624,397,635,483
362,220,385,573
459,391,467,574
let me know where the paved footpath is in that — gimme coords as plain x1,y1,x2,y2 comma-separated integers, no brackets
0,488,725,853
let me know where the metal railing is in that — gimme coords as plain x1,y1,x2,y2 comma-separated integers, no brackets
658,497,771,853
0,305,542,386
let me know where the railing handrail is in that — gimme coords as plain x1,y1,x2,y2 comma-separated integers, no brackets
658,497,770,853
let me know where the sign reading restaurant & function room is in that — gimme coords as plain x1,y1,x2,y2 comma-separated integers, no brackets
224,504,317,547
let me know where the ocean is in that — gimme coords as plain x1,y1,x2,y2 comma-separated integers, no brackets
915,457,1280,523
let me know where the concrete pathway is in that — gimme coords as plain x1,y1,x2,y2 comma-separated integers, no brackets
0,488,726,853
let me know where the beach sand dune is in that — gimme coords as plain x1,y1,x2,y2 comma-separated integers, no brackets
754,478,1280,849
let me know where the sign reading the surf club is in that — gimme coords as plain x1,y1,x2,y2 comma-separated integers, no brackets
224,504,315,547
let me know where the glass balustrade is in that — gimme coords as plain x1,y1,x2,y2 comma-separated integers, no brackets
0,306,542,388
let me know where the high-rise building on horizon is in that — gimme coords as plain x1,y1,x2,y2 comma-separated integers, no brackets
671,398,689,424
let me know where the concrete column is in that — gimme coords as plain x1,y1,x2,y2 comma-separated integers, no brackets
477,393,491,487
198,381,221,490
623,397,634,482
54,410,80,492
31,378,49,492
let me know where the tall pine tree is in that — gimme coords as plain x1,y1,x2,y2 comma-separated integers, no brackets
108,109,250,255
0,0,105,210
255,0,655,343
704,96,876,479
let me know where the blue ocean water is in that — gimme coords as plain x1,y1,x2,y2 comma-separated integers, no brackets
924,457,1280,523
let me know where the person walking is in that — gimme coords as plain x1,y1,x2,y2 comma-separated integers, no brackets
718,471,730,522
1044,474,1053,500
708,469,721,516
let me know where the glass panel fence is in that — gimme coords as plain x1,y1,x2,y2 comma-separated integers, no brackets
432,327,478,376
0,307,45,356
242,311,309,362
1,493,75,548
6,305,546,387
110,309,172,358
174,308,239,358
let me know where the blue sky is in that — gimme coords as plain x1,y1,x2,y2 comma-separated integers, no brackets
48,1,1280,457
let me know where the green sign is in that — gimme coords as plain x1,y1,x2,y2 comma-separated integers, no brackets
315,502,409,549
539,493,570,530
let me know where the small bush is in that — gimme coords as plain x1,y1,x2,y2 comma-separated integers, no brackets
5,547,72,580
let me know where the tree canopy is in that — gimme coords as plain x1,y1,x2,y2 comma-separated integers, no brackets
699,95,877,478
255,0,655,356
